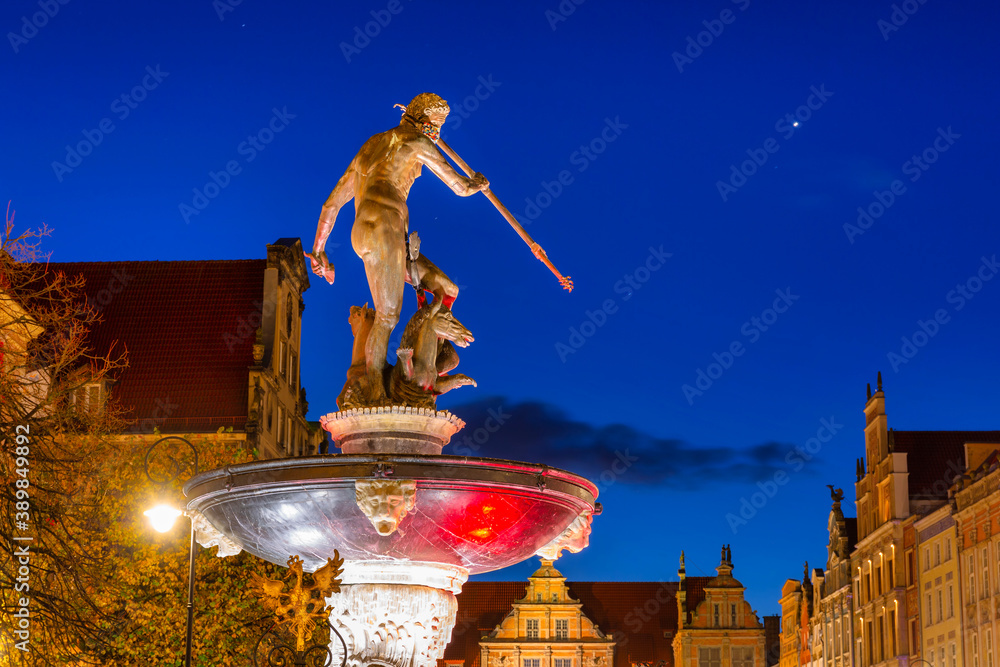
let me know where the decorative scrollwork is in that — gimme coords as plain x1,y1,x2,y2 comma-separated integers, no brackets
143,436,199,485
253,621,347,667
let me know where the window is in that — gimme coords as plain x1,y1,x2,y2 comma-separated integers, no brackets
266,392,273,432
279,340,287,378
945,538,952,560
876,563,883,595
974,634,980,667
552,594,558,602
952,643,958,667
935,543,942,567
277,406,286,450
555,619,568,639
714,603,720,627
971,555,977,599
948,584,954,618
877,615,885,662
930,650,936,667
72,382,104,415
924,547,931,571
889,608,897,656
731,603,737,627
937,589,943,623
988,630,994,667
555,660,572,667
732,647,754,667
909,619,919,655
867,620,874,666
285,294,293,335
926,594,933,626
537,594,542,602
888,556,895,588
984,548,991,599
526,619,539,638
699,648,721,667
290,351,298,391
524,660,540,667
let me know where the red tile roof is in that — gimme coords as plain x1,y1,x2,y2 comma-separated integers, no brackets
45,259,266,432
448,578,714,667
891,430,1000,498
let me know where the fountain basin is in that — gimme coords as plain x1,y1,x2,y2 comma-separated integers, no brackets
183,454,597,581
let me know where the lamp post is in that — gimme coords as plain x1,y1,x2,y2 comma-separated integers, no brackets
143,436,199,667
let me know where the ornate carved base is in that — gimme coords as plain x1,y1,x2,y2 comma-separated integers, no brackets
320,407,465,455
327,583,458,667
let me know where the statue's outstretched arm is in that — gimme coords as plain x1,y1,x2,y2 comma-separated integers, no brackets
314,167,355,253
309,167,355,284
418,143,488,196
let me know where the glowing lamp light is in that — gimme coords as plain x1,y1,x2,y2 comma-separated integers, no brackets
145,504,183,533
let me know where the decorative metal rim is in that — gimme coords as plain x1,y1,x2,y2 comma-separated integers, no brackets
183,453,598,503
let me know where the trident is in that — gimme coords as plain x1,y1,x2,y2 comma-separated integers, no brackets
437,138,574,292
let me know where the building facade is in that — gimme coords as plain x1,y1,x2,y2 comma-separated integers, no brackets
448,549,768,667
777,376,1000,667
42,238,322,458
673,547,766,667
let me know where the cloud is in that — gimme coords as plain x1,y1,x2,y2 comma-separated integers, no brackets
445,397,812,491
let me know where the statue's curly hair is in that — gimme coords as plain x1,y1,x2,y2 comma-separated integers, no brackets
397,92,450,122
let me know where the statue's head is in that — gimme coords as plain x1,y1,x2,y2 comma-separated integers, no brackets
355,479,418,536
400,93,450,128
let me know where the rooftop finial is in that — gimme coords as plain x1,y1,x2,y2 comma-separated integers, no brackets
680,550,685,567
877,371,882,392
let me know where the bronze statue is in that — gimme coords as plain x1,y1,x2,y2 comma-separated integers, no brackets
308,93,488,403
339,299,476,409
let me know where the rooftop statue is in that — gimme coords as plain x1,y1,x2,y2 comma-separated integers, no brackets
309,92,572,409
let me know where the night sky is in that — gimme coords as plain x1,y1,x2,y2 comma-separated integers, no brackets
5,0,999,616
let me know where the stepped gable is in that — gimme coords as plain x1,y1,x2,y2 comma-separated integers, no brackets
892,430,1000,496
46,259,266,431
446,577,712,667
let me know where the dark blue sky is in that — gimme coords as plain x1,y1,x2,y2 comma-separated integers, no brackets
5,0,999,615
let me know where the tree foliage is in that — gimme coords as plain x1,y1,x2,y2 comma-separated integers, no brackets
1,208,285,665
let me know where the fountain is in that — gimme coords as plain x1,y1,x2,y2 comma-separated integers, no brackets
183,92,595,667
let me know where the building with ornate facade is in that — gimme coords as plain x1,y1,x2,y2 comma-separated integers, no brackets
35,238,322,458
777,375,1000,667
446,549,770,667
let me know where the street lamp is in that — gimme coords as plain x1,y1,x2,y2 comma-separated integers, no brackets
143,436,199,667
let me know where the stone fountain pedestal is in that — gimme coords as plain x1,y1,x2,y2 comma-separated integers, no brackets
185,407,598,667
